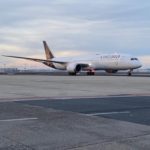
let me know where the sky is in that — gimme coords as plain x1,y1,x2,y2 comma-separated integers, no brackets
0,0,150,68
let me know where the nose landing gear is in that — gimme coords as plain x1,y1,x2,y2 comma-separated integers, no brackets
128,69,133,76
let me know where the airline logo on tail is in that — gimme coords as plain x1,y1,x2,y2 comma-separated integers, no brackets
43,41,54,60
43,41,55,68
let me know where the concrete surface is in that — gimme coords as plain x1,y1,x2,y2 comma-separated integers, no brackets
0,75,150,100
18,96,150,126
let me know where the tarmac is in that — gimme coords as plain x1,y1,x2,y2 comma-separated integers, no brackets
0,75,150,149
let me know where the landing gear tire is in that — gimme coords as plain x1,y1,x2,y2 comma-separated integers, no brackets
68,72,77,76
128,72,131,76
128,71,132,76
87,72,95,76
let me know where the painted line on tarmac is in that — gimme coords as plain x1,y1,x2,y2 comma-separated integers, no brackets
0,118,38,122
86,111,130,116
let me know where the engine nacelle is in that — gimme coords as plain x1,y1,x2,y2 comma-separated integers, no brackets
105,69,118,73
66,63,82,73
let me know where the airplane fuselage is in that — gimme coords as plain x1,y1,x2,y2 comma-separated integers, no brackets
52,54,142,71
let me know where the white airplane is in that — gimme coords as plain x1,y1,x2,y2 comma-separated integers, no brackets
3,41,142,76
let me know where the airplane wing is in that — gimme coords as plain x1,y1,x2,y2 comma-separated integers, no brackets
2,55,91,70
2,55,67,64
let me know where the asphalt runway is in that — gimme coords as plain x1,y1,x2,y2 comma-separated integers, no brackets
18,96,150,126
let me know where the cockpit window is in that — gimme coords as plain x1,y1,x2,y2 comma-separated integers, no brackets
131,58,138,61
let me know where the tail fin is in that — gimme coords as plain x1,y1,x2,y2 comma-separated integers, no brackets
43,41,54,60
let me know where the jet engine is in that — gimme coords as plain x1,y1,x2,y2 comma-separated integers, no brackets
66,63,82,74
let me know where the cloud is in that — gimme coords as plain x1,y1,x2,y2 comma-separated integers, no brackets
0,0,150,68
56,50,86,57
139,56,150,68
0,44,23,52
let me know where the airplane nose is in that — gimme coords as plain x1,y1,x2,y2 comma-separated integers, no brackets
139,63,142,68
132,61,142,69
137,61,142,68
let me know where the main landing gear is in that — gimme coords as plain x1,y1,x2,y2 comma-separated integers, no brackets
68,72,77,76
87,69,95,76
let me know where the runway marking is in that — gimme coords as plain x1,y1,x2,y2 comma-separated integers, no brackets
0,118,38,122
86,111,130,116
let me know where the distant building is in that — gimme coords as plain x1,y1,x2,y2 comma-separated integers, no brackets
0,68,19,74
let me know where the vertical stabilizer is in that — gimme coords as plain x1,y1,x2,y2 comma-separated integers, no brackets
43,41,54,60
